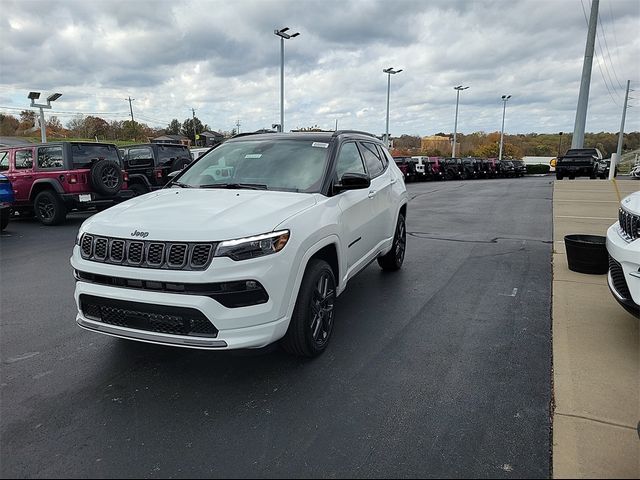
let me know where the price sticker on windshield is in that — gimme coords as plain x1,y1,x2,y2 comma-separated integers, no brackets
312,142,329,148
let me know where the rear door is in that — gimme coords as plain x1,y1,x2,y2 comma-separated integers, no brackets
359,141,394,244
5,147,35,203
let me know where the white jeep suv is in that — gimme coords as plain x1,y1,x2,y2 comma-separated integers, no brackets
71,131,409,356
606,191,640,318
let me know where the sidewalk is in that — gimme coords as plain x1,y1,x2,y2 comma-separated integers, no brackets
552,179,639,478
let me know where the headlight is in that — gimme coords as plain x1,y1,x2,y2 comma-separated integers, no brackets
214,230,290,261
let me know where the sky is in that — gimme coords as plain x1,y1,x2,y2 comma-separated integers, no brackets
0,0,639,137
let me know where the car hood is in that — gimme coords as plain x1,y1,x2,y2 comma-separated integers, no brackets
621,191,640,215
80,188,317,242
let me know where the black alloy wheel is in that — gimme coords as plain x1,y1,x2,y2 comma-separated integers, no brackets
309,272,335,348
281,259,337,357
102,164,120,189
34,190,67,226
378,213,406,271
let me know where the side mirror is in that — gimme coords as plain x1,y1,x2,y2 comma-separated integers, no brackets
334,172,370,192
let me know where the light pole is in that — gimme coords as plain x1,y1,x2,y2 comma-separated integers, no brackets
383,67,402,147
452,85,468,157
274,27,300,133
498,95,511,161
28,91,62,143
557,132,564,157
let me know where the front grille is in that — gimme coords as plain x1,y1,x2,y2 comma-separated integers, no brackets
80,234,216,270
609,255,632,300
619,207,640,241
80,294,218,337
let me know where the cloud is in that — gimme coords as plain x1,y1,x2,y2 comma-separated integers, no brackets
0,0,638,135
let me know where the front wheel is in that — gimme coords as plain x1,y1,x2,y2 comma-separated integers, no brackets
281,259,337,357
378,213,406,271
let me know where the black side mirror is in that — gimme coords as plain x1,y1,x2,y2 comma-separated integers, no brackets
334,172,370,193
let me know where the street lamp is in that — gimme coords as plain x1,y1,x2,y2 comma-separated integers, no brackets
383,67,402,147
498,94,511,161
557,132,564,157
452,85,468,157
28,91,62,143
274,27,300,133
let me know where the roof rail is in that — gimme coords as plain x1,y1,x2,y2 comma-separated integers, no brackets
331,130,378,138
230,130,276,139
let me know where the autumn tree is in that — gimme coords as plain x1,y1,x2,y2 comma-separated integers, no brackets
0,114,19,135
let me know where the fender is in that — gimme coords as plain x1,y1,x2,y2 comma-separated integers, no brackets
284,235,343,321
29,178,64,198
127,173,153,189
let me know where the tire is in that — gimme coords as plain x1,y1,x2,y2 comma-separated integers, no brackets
171,158,191,172
34,190,67,226
0,209,9,231
378,212,406,271
90,159,123,196
556,172,564,180
281,259,337,357
129,183,149,196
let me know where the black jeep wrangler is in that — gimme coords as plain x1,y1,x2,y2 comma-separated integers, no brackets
119,143,193,195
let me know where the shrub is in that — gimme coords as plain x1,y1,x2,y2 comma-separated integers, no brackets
526,164,550,174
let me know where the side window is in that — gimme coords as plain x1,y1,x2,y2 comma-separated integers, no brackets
359,142,384,178
128,147,153,161
335,142,366,179
15,149,33,169
37,146,64,169
376,145,390,168
0,151,8,171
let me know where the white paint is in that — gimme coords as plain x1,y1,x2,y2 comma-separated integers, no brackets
6,352,40,363
555,215,617,220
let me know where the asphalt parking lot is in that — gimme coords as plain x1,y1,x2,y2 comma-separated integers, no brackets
0,177,552,478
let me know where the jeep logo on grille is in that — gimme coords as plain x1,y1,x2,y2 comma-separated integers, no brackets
131,230,149,238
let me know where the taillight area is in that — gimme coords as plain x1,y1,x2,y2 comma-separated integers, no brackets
122,171,129,182
154,168,164,179
67,174,78,184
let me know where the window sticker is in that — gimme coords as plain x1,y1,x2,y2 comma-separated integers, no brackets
312,142,329,148
244,154,262,159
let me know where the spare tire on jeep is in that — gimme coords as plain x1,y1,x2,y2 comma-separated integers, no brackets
90,159,123,196
171,157,191,172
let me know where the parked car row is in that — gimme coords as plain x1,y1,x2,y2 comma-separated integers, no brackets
0,141,199,226
393,156,526,182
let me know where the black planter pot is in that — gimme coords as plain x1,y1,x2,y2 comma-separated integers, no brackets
564,234,608,274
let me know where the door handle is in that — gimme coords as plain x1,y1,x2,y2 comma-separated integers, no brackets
23,175,33,179
368,190,377,199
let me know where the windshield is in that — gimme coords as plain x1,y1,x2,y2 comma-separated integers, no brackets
158,145,191,166
175,139,330,192
71,143,121,168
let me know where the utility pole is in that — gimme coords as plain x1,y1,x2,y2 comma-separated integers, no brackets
236,119,241,135
571,0,599,149
616,80,631,157
127,96,136,140
127,97,135,123
192,108,197,146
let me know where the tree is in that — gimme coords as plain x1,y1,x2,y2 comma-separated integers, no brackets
166,119,181,135
0,114,19,135
181,117,204,143
19,110,36,131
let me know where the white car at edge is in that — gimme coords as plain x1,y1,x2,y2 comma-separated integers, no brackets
71,131,409,357
606,191,640,318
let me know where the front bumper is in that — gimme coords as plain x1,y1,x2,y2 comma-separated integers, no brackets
71,246,295,349
606,223,640,318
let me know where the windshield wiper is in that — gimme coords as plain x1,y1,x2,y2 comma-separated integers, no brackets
170,181,193,188
199,183,268,190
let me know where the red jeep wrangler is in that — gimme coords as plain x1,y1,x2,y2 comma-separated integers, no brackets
0,141,133,226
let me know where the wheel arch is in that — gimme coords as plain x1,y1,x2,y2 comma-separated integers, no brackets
29,179,63,200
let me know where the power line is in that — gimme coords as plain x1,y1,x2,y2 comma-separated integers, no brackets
580,0,620,107
597,9,625,90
